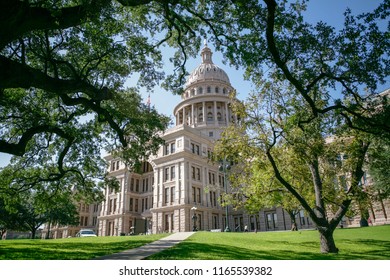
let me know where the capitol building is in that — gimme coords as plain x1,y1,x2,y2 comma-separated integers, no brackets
98,44,248,235
41,44,389,239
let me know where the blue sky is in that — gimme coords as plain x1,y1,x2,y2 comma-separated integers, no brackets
0,0,387,168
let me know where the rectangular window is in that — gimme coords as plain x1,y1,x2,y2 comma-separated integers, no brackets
196,168,201,181
135,199,139,212
136,179,139,192
129,198,133,212
165,144,169,155
209,172,216,184
192,166,196,180
164,188,169,205
197,188,201,203
171,166,175,180
130,178,134,192
192,187,196,203
273,213,278,228
165,168,169,182
170,143,176,153
170,187,175,203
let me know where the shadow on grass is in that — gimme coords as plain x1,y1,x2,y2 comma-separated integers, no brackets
0,239,157,260
147,238,390,260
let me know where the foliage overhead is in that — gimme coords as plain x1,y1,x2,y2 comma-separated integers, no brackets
0,0,220,193
212,0,389,254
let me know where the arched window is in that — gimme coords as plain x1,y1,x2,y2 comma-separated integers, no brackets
207,86,211,93
207,112,213,121
217,112,222,121
198,113,203,122
191,89,195,96
198,87,203,94
215,87,219,93
223,88,226,94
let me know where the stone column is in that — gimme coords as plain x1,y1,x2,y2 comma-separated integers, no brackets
214,101,218,125
225,102,229,124
202,101,206,124
191,103,195,126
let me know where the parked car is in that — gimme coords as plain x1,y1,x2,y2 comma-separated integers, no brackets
76,229,97,237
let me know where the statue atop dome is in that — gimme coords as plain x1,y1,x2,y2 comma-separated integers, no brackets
201,41,213,64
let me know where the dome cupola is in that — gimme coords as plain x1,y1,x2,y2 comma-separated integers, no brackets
186,42,230,86
173,42,237,140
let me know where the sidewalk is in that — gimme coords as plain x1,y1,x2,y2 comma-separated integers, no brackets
96,232,195,260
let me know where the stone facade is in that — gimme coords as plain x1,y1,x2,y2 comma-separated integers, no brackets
97,45,390,236
41,47,389,239
98,44,243,235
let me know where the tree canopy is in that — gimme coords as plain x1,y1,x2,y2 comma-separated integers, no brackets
0,0,217,194
212,0,389,254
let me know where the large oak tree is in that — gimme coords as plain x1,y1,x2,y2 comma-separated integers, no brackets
0,0,216,195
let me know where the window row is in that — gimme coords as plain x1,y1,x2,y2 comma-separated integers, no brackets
79,203,90,212
110,160,121,171
129,197,151,213
164,142,176,156
164,166,177,182
185,86,230,98
130,177,153,193
108,198,117,214
79,216,89,226
164,186,176,205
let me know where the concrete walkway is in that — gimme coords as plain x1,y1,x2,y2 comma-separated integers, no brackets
96,232,195,260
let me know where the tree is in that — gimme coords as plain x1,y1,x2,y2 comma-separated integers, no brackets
218,133,314,231
0,185,80,239
0,0,221,194
215,81,378,253
205,0,389,253
367,138,390,199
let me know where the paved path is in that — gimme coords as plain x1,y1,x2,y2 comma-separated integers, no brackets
96,232,195,260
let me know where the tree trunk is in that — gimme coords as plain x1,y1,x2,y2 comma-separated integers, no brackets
46,221,51,239
287,210,298,231
318,227,338,253
31,228,36,239
1,229,6,240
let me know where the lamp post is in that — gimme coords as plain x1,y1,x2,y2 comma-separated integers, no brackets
191,206,198,231
219,158,231,232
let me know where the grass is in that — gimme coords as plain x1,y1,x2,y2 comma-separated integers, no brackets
0,234,169,260
1,226,389,260
147,225,390,260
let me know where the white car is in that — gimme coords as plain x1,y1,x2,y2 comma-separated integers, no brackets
76,229,97,237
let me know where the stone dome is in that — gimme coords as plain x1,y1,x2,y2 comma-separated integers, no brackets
186,44,230,86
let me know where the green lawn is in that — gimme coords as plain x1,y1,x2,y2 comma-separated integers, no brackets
0,234,169,260
147,225,390,260
1,226,389,260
